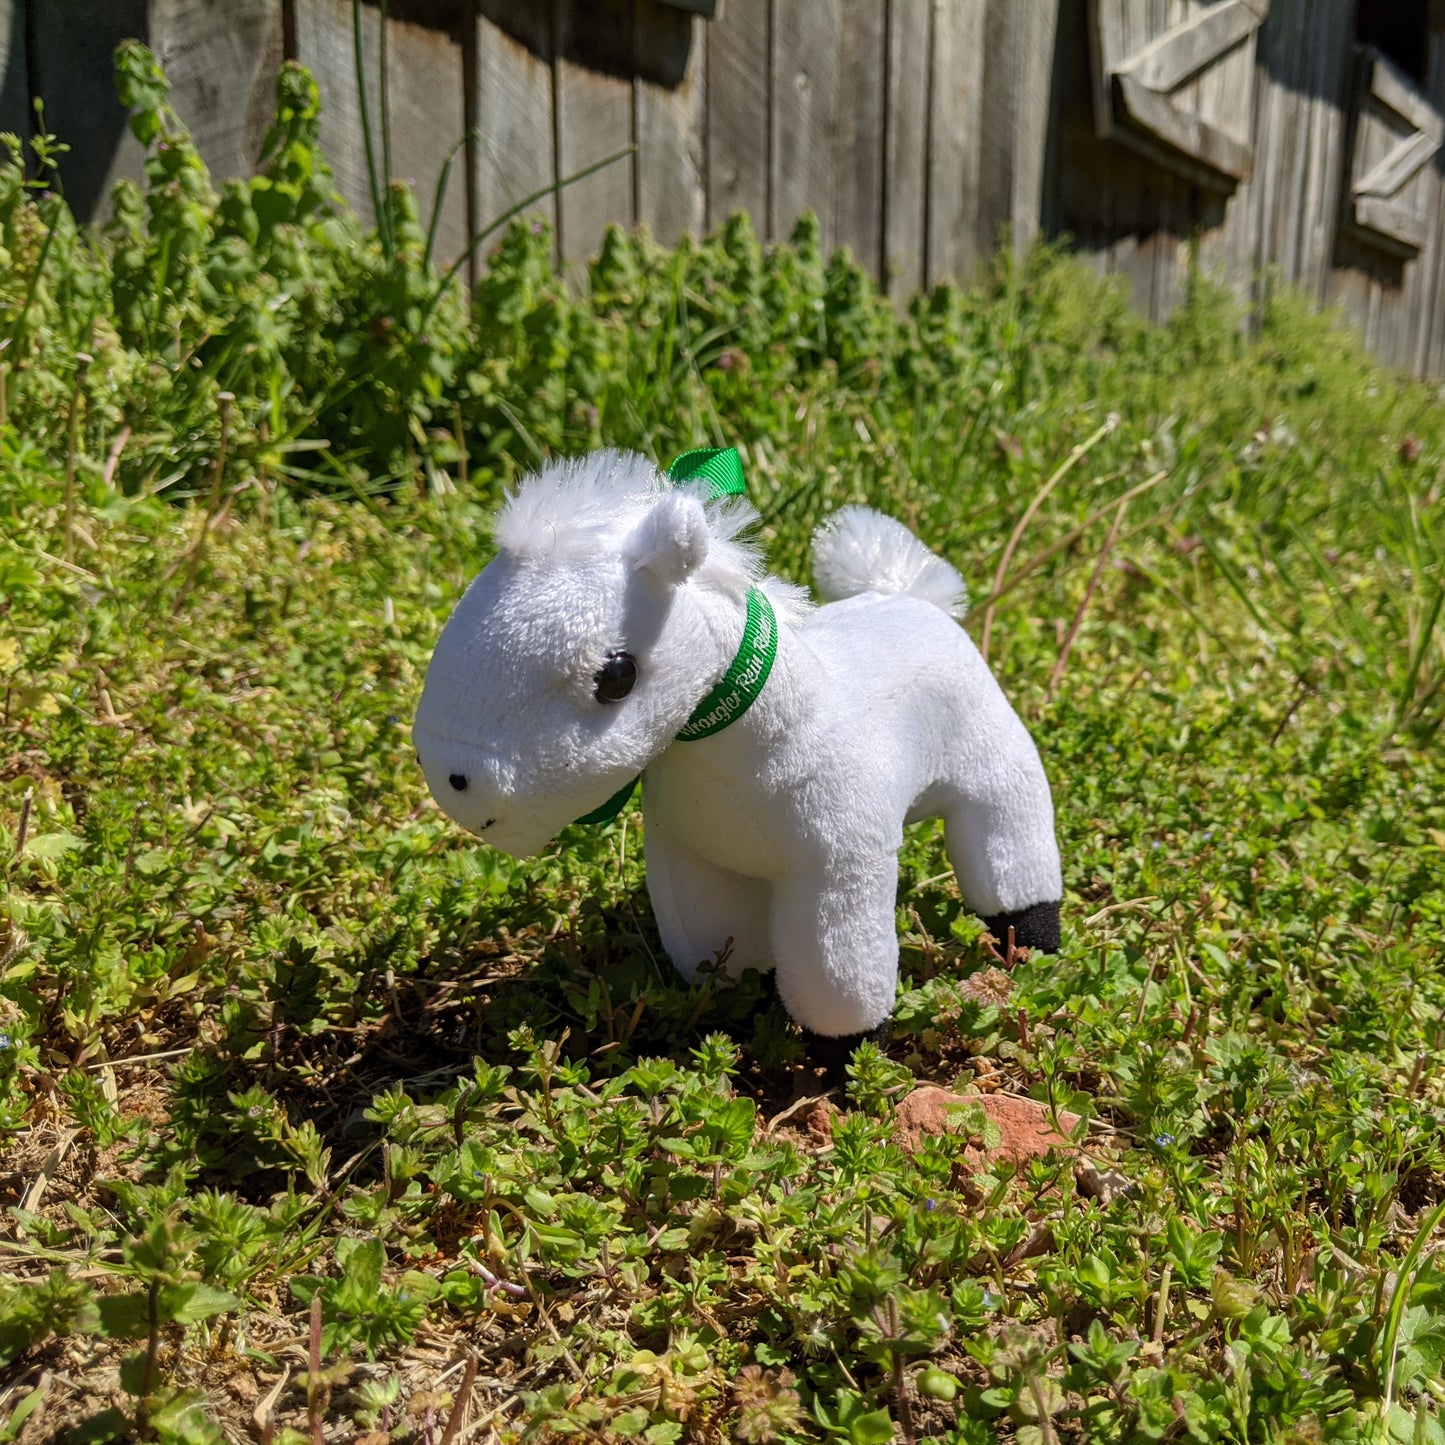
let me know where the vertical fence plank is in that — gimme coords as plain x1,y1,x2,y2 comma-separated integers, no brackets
29,0,283,225
926,0,985,284
1241,4,1292,294
151,0,285,186
1419,24,1445,376
472,0,556,250
554,0,635,268
1384,141,1442,368
1259,3,1312,287
1297,1,1352,299
633,1,704,247
1006,0,1059,257
1199,21,1261,306
1145,2,1190,331
292,0,381,227
377,11,468,262
770,0,840,250
833,0,884,272
30,0,149,225
882,0,929,296
1,0,30,143
705,0,768,235
1148,176,1192,325
1320,12,1396,358
975,0,1015,257
292,0,466,255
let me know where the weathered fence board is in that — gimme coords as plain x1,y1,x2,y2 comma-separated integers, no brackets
25,0,282,223
154,0,285,189
926,0,987,285
555,0,635,269
704,0,769,235
633,3,705,248
976,0,1017,254
833,0,885,273
974,2,1063,271
881,0,930,296
382,11,467,261
472,1,556,250
770,0,841,253
31,0,149,222
0,0,27,142
293,0,466,262
292,0,381,228
1263,0,1347,293
1424,29,1445,378
1007,0,1060,258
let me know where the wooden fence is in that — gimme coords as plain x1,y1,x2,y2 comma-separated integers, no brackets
0,0,1056,296
1055,0,1445,377
3,1,1445,377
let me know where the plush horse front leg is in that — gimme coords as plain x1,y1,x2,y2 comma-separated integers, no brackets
768,857,901,1057
644,832,775,982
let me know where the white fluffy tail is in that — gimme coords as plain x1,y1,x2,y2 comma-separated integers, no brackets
811,506,969,619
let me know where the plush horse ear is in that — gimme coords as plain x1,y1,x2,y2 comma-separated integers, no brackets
624,491,709,586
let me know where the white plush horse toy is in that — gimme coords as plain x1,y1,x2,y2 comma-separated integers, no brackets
414,448,1062,1060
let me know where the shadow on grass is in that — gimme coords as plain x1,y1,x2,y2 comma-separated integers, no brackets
156,885,807,1198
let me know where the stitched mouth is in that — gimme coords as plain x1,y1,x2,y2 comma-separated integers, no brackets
480,817,497,830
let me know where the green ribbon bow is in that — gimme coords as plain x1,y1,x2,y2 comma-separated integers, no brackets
666,446,747,498
573,448,777,827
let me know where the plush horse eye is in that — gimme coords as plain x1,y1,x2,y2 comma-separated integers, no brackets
594,650,637,703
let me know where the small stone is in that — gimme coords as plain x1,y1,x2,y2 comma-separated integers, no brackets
802,1100,835,1144
1075,1157,1132,1205
893,1086,1078,1167
227,1371,259,1403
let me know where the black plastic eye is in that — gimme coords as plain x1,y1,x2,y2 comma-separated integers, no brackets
449,773,468,792
594,650,638,703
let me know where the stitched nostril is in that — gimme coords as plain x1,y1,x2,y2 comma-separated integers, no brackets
449,773,469,792
481,817,496,830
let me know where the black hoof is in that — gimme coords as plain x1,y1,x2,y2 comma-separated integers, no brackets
981,899,1061,955
804,1019,890,1081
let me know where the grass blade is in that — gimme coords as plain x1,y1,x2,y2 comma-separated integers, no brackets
424,132,473,273
352,0,388,259
1394,583,1444,728
980,414,1118,662
1045,497,1129,702
1194,515,1290,641
419,145,636,328
1381,1198,1445,1416
379,0,392,251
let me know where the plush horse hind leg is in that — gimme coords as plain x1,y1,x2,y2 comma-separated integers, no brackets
413,449,1062,1060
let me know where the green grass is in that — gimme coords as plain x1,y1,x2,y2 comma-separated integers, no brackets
3,44,1445,1445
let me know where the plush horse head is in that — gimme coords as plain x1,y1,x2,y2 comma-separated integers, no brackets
413,449,774,855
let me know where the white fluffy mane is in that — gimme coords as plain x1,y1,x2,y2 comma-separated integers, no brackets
493,448,811,618
495,450,663,559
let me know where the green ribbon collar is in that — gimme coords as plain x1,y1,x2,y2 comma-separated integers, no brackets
574,448,776,826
